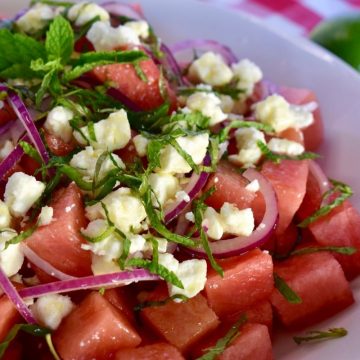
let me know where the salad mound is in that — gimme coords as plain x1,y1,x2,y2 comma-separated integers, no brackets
0,1,358,359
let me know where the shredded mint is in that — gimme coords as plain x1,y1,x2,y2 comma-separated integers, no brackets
178,85,244,100
19,141,42,164
294,327,347,345
195,315,248,360
45,333,61,360
274,273,302,304
4,226,37,249
257,141,319,164
0,324,50,357
290,246,356,257
134,294,189,312
298,179,353,228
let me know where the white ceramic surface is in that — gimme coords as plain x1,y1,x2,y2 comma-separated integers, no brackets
3,1,360,359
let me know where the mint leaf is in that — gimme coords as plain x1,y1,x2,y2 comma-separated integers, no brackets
63,60,115,82
294,328,347,345
274,273,302,304
46,15,74,63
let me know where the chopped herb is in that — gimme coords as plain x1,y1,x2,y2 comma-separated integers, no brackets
134,61,148,82
19,141,43,165
274,273,302,304
195,315,248,360
98,287,105,296
4,226,37,249
45,333,61,360
0,324,50,357
291,246,356,257
134,294,189,312
294,327,347,345
257,141,320,164
178,85,244,100
298,179,353,228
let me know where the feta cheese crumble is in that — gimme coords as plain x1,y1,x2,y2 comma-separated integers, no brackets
245,179,260,193
228,127,265,167
73,110,131,152
158,133,209,174
267,138,305,157
38,206,53,226
202,203,255,240
31,294,75,330
67,2,109,26
44,106,74,143
232,59,263,95
0,230,24,277
133,134,149,157
70,146,124,181
148,173,180,206
188,52,233,86
16,4,56,34
4,172,45,217
85,188,146,233
0,201,11,229
186,92,227,126
124,20,150,39
86,21,140,52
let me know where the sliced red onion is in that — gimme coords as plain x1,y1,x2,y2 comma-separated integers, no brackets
0,134,30,180
19,270,158,300
0,85,49,164
169,39,238,65
101,1,144,20
189,168,278,258
0,267,36,323
0,121,14,136
308,160,330,197
22,244,77,282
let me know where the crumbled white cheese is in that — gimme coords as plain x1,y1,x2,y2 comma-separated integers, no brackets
85,188,146,233
0,201,11,229
67,2,109,26
38,206,53,226
267,138,305,157
86,21,140,51
91,254,119,275
202,207,224,240
245,179,260,193
70,146,124,181
175,190,191,203
219,95,235,113
133,134,149,157
290,102,316,129
186,92,227,126
124,20,149,39
0,140,14,160
16,4,55,34
73,110,131,152
232,59,263,95
148,173,180,206
188,52,233,86
220,203,255,237
158,253,179,273
31,294,75,330
4,172,45,217
44,106,74,143
228,127,265,167
185,211,195,223
254,95,295,133
0,230,24,277
158,133,209,174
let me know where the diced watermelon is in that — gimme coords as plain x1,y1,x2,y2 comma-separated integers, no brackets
205,249,274,318
44,131,76,157
204,161,260,220
279,86,324,151
26,183,92,278
53,292,141,360
1,341,22,360
271,252,354,329
0,294,22,342
261,160,309,235
309,201,360,279
91,58,176,111
140,285,219,353
191,323,273,360
115,343,185,360
273,222,298,257
222,300,273,330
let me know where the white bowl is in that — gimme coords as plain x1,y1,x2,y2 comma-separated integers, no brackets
4,1,360,359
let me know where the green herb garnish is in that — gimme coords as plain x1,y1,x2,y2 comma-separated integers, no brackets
274,273,302,304
294,327,347,345
290,246,356,257
134,294,189,312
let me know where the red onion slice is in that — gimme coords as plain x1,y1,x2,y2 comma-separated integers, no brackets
189,168,278,258
169,39,238,65
0,267,36,323
19,270,159,300
308,160,330,198
22,244,78,282
101,1,144,20
0,121,14,136
0,134,30,180
0,85,49,164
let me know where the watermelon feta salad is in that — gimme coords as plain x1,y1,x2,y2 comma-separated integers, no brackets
0,1,358,359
